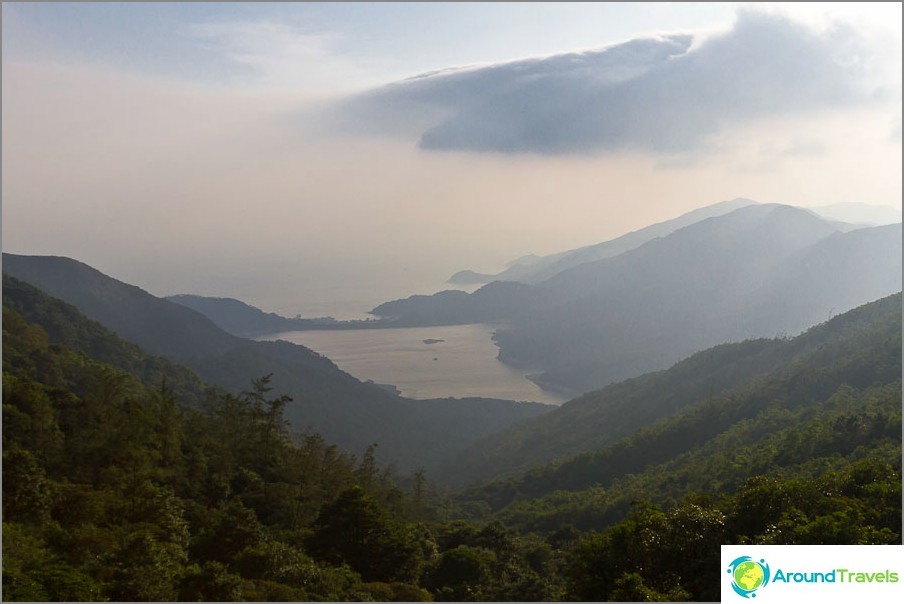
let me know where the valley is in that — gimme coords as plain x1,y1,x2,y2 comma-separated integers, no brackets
4,5,902,601
3,257,900,601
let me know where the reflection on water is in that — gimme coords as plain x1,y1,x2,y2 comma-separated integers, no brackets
258,324,567,405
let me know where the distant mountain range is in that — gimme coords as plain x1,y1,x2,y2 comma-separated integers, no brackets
447,200,897,285
448,198,759,285
456,291,902,536
5,244,899,604
436,292,903,487
373,203,902,395
2,254,552,472
4,199,899,476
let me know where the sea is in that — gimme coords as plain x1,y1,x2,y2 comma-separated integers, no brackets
257,323,568,405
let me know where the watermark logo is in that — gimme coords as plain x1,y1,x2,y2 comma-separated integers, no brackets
722,545,904,603
727,556,771,598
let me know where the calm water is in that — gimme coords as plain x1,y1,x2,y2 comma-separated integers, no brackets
258,324,567,405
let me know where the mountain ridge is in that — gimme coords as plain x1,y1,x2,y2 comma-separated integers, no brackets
373,204,902,395
447,198,759,285
166,293,338,337
435,291,903,487
456,291,901,521
2,253,553,471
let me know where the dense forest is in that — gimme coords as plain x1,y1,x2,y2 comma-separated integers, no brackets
439,292,904,486
1,257,552,471
2,275,901,601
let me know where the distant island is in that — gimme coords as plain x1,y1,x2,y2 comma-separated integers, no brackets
423,338,445,344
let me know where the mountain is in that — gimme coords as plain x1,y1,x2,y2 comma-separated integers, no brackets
447,198,758,285
166,294,337,337
479,291,901,603
2,254,552,471
2,274,208,408
458,292,901,520
506,207,900,394
374,204,902,395
2,254,239,363
4,263,899,603
372,281,537,325
2,295,440,602
436,292,903,487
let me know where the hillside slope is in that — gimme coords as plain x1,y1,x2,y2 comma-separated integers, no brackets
458,293,901,523
166,294,338,337
375,205,902,395
2,254,551,471
448,197,758,285
2,275,208,407
437,292,903,486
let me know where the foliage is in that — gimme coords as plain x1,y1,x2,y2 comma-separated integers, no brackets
1,306,409,600
3,279,900,602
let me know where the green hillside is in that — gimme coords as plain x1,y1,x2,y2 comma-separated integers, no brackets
3,275,209,407
3,285,899,602
0,297,574,602
438,292,903,486
455,294,901,529
1,302,428,601
2,256,551,471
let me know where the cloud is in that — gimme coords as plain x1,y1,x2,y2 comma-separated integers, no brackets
332,10,897,155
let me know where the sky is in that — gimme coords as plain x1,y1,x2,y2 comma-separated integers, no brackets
2,2,902,318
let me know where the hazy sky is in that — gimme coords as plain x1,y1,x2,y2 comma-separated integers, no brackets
3,2,902,317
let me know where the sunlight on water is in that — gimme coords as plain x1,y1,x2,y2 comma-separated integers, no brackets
258,324,567,405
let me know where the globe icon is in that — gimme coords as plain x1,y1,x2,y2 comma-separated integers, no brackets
733,560,765,592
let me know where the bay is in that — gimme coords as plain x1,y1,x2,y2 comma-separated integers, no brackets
258,324,567,405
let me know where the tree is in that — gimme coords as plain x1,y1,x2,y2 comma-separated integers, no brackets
426,545,495,601
307,486,421,583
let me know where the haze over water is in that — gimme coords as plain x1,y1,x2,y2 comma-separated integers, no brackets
259,324,568,405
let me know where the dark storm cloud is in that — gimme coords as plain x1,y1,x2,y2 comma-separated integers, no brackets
333,11,881,155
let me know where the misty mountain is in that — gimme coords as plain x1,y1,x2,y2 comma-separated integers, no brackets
435,292,903,487
458,292,901,518
372,281,537,326
166,293,337,337
2,254,552,470
373,204,902,395
448,197,758,285
446,198,884,286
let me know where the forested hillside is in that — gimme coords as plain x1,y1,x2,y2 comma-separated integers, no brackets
3,292,899,602
437,293,903,486
3,275,208,407
2,257,552,471
454,293,901,535
5,4,901,602
2,298,575,601
2,302,424,601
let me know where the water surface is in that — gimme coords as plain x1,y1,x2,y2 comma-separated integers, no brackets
259,324,566,405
